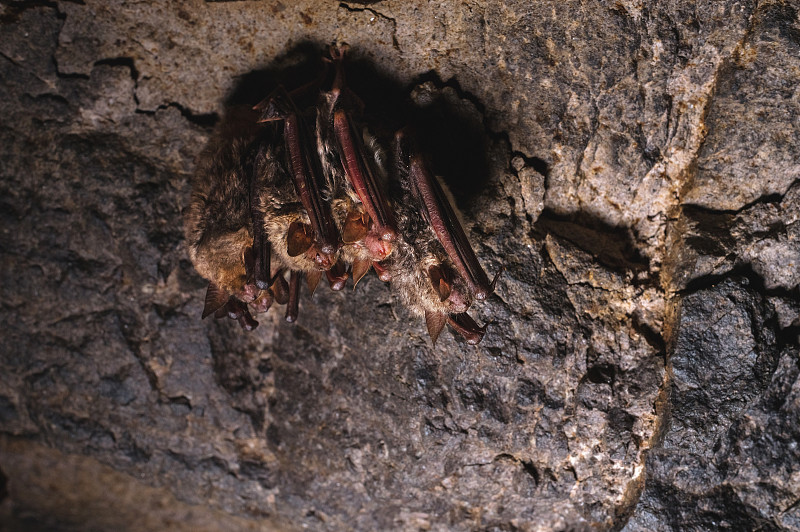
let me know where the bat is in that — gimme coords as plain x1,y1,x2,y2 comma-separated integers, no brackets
184,106,263,329
185,43,499,343
387,129,499,344
315,44,398,287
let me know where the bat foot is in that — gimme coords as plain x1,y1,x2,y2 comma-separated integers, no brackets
326,260,349,291
285,270,300,322
372,261,391,282
447,313,486,345
251,289,274,314
223,298,259,331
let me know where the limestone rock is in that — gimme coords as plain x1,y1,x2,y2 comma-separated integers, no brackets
0,1,797,530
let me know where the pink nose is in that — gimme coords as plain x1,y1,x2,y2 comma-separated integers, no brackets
241,283,259,302
446,289,470,313
365,234,393,260
312,249,336,271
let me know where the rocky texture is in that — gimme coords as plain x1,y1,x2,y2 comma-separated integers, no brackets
623,279,800,531
0,1,797,531
0,437,291,532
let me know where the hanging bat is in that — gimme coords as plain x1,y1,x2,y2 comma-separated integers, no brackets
314,44,398,287
316,44,499,344
186,43,499,343
386,129,499,344
184,106,265,330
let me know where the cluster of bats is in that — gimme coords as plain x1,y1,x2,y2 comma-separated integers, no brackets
185,45,499,344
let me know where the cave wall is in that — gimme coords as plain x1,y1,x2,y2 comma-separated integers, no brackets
0,1,798,530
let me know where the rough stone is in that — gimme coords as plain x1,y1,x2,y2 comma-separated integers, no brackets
0,1,797,530
623,279,799,531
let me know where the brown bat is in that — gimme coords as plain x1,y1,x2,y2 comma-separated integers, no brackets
184,106,264,329
314,44,398,287
317,44,498,343
385,129,499,344
186,43,499,343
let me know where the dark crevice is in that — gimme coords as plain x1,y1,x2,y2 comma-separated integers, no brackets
511,151,549,180
0,0,61,24
683,189,793,216
677,265,799,354
776,324,800,352
679,263,796,299
534,209,651,281
338,3,395,24
492,453,541,486
94,57,140,81
0,463,7,503
339,3,399,52
0,50,21,68
632,312,667,355
521,459,540,485
53,69,90,80
135,102,220,128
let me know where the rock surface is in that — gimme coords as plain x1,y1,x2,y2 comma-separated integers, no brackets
0,1,797,531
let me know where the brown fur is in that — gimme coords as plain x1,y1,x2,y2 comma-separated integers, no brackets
184,107,260,298
385,188,474,318
252,134,329,274
185,44,491,340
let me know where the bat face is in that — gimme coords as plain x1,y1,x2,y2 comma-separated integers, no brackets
186,43,498,342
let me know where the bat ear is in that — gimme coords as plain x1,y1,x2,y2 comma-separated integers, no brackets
203,282,229,319
306,270,322,295
352,258,372,288
425,310,447,345
342,210,369,244
428,265,451,302
287,222,314,257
